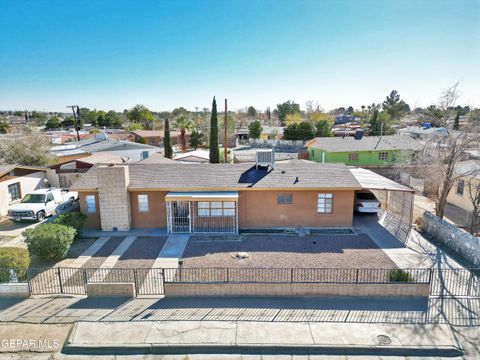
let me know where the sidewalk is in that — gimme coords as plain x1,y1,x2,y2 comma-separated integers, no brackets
63,320,462,356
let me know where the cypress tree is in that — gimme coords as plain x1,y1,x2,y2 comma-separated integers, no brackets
164,119,172,159
209,96,219,163
453,111,460,130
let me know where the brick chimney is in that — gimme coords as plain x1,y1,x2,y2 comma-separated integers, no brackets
97,164,131,231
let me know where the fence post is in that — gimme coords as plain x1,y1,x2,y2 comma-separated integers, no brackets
83,268,88,295
133,269,139,295
226,268,229,283
58,268,64,294
26,269,32,296
291,268,294,283
467,271,474,297
355,269,359,284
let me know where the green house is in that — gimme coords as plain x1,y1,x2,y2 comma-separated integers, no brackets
307,135,423,166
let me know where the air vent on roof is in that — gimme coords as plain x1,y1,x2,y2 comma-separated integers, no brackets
256,149,275,170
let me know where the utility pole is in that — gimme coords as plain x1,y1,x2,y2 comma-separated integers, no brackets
67,105,80,141
224,99,228,163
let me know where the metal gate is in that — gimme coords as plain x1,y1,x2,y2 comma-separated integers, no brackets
28,268,86,295
167,201,191,233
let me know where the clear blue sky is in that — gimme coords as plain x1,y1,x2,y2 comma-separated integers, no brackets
0,0,479,112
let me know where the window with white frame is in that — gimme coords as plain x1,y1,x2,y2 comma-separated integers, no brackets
7,182,21,201
317,193,333,213
197,201,236,216
378,152,389,161
138,194,149,212
85,195,96,214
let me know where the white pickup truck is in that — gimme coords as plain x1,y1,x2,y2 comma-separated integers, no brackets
8,188,79,222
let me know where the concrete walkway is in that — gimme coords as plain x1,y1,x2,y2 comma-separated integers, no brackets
64,320,461,356
68,236,111,268
82,228,168,238
90,236,137,281
353,215,462,269
154,234,189,268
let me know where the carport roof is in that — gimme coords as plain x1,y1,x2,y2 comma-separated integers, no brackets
349,168,414,192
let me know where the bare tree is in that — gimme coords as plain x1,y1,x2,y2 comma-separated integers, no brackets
420,128,480,219
465,167,480,235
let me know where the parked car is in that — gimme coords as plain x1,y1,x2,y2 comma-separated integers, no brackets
354,192,381,213
8,188,78,222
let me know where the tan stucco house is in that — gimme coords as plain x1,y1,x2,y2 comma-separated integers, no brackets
447,160,480,212
71,159,362,233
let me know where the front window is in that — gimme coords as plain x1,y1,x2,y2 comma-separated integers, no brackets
277,193,293,204
21,194,45,203
138,194,149,212
46,193,54,202
85,195,96,214
197,201,236,216
348,153,359,161
456,179,465,196
378,152,389,161
7,182,21,201
317,193,333,213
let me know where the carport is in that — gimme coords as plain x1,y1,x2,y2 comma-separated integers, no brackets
350,168,415,244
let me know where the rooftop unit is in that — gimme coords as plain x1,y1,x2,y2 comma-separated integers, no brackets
256,149,275,170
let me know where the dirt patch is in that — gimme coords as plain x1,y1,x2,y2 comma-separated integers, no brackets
182,234,396,269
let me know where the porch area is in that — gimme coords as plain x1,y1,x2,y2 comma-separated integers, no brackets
165,191,239,234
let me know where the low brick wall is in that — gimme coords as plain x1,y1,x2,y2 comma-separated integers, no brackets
423,211,480,266
0,283,30,297
87,282,135,297
164,282,430,297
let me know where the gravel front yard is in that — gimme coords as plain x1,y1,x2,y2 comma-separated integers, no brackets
182,234,396,269
82,236,125,268
113,236,167,269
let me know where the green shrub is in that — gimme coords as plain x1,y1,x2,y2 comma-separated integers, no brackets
0,247,30,282
25,223,76,261
388,269,414,283
54,211,87,240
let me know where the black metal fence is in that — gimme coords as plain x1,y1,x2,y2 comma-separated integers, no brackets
0,267,478,297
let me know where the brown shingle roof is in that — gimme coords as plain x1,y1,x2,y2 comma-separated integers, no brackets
71,160,361,191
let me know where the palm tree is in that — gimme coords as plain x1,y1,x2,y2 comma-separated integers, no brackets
175,115,194,153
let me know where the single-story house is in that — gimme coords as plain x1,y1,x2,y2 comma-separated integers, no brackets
130,130,191,147
260,126,284,140
0,165,49,218
71,157,362,233
307,135,423,166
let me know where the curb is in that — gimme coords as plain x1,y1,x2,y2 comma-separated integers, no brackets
62,343,464,357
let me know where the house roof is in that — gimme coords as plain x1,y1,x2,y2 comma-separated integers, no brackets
131,130,164,138
174,149,210,162
71,160,361,191
137,153,176,164
454,160,480,180
307,135,423,152
75,152,127,165
0,165,47,177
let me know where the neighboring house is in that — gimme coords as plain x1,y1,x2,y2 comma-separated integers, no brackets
51,133,158,163
137,154,176,164
334,114,356,125
447,160,480,213
71,157,361,232
131,130,193,147
307,135,423,166
260,126,284,140
173,149,210,163
0,165,48,218
50,152,126,188
131,130,163,147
